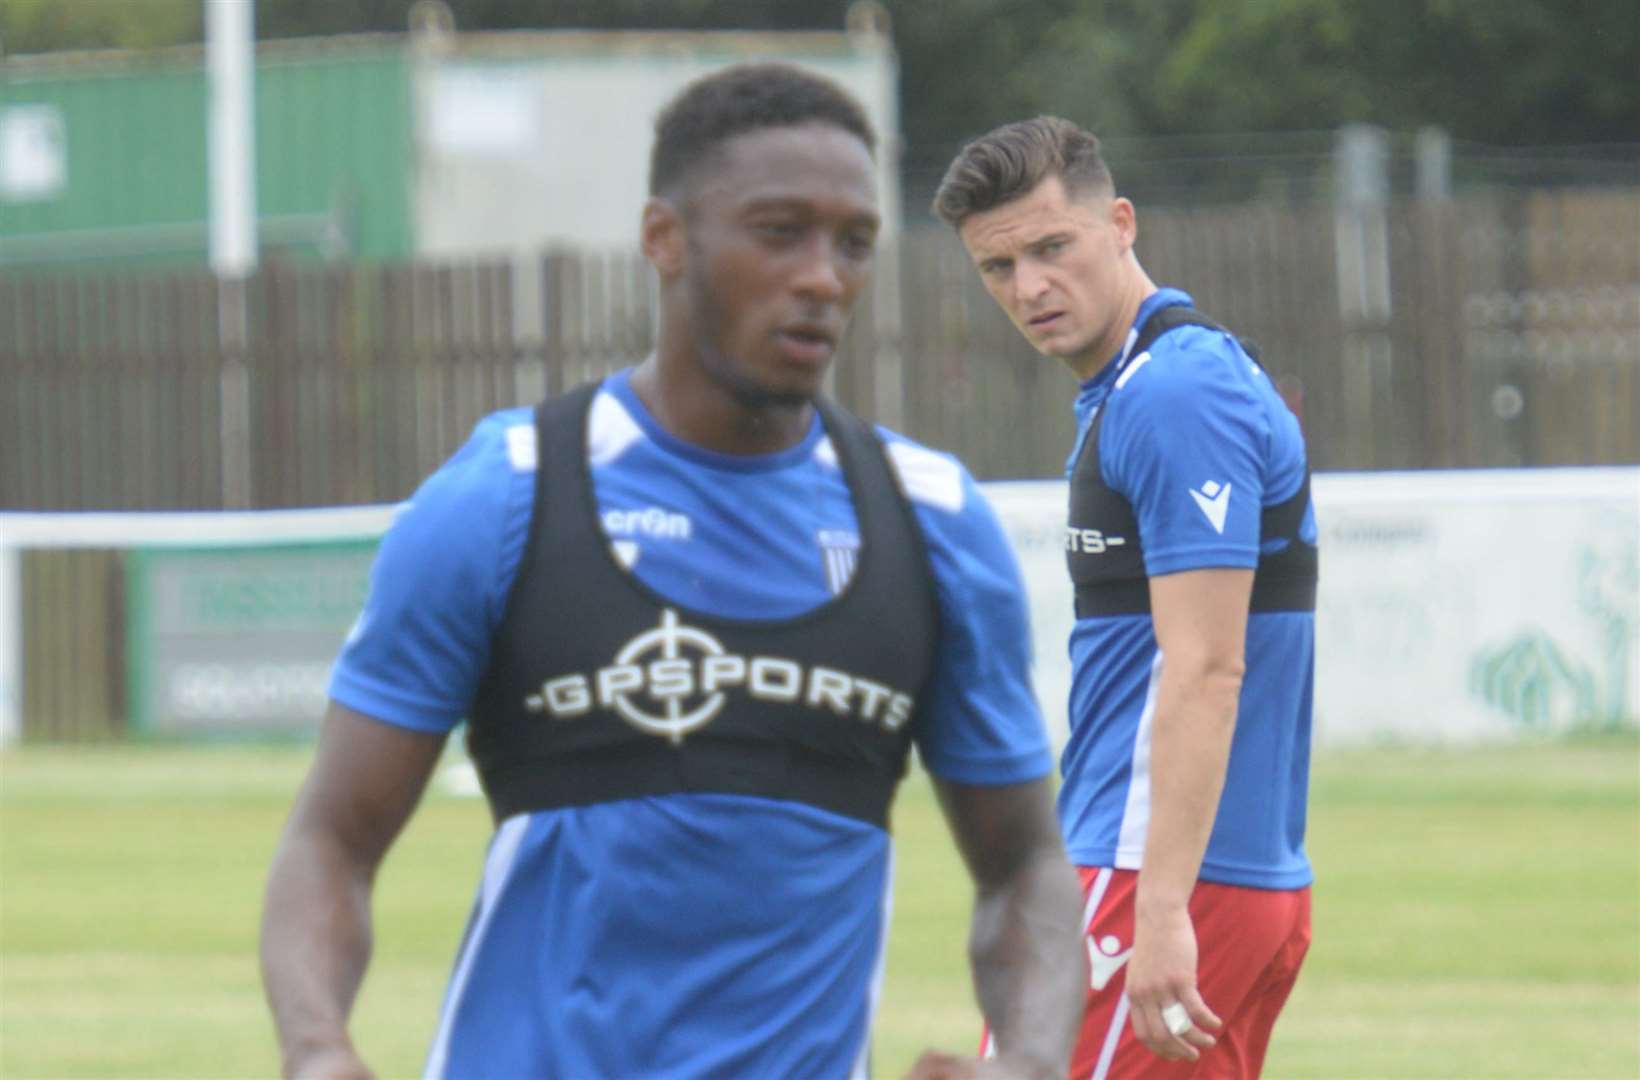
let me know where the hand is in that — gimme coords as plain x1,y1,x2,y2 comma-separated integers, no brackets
287,1046,376,1080
1123,904,1221,1062
903,1049,1060,1080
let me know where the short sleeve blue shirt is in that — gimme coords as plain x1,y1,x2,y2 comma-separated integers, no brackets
1059,289,1317,891
329,370,1052,1078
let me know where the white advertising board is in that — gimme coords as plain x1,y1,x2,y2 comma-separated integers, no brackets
2,471,1633,747
983,468,1640,749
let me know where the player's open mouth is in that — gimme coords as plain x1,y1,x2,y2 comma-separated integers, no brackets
775,326,836,363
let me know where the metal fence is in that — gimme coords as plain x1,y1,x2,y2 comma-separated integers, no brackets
4,186,1636,513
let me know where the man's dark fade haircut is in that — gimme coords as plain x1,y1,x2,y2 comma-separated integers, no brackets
648,63,877,199
932,116,1113,228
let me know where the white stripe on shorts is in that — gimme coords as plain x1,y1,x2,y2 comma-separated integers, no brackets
1083,866,1115,931
1085,866,1124,1080
1092,993,1131,1080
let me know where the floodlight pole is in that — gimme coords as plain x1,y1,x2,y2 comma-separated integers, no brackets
207,0,257,508
208,0,257,278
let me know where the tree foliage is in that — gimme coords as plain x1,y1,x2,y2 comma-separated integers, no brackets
1154,0,1640,146
5,0,1634,159
0,0,199,54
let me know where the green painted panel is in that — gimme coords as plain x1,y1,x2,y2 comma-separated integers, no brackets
1,65,205,240
0,46,412,266
255,52,412,259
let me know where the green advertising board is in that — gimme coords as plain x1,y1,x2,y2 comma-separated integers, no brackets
127,541,378,737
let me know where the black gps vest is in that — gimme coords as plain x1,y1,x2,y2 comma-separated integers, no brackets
467,383,940,829
1067,305,1318,619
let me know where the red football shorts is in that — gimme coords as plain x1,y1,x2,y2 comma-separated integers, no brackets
984,866,1311,1079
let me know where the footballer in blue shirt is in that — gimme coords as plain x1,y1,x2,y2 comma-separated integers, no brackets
939,117,1318,1079
260,65,1086,1080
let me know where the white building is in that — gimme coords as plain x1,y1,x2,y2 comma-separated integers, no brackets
409,4,903,258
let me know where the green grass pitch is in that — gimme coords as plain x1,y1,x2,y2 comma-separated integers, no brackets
1,736,1636,1078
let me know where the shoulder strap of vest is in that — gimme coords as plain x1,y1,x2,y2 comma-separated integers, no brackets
813,396,941,558
499,379,601,620
1129,304,1263,368
812,395,937,588
537,380,600,440
812,395,943,728
814,397,897,501
534,378,603,542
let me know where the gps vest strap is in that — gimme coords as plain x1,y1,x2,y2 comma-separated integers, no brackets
1069,305,1318,619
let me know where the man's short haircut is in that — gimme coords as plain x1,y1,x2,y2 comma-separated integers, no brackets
649,63,877,198
932,116,1113,228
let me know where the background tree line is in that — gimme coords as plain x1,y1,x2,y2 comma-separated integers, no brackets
4,0,1637,206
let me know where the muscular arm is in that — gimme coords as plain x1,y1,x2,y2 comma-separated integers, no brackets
1124,566,1252,1061
921,776,1085,1080
260,702,448,1079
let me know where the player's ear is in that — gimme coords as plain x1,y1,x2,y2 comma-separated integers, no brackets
1110,197,1137,253
641,198,685,279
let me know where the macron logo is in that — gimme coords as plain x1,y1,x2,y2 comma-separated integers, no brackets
1189,480,1231,534
1088,934,1133,991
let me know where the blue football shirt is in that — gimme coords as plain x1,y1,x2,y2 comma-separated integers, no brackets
330,368,1052,1079
1056,288,1317,891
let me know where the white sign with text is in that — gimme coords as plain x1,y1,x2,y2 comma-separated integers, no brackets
983,468,1639,748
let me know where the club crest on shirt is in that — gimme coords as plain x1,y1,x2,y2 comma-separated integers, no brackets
817,529,860,596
